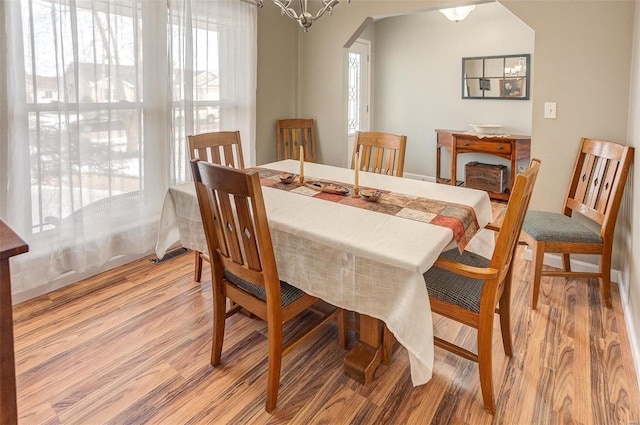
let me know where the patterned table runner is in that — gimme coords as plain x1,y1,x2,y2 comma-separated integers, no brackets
254,167,479,252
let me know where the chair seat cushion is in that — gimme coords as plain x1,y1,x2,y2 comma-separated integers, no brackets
424,249,490,314
224,270,307,307
522,210,602,244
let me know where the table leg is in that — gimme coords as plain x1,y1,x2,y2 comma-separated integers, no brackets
451,144,457,186
343,314,383,384
436,146,442,182
1,260,18,425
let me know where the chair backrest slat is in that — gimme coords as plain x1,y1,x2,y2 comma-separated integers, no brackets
188,131,245,169
352,131,407,177
383,150,396,175
301,128,310,154
596,159,618,213
372,146,385,173
563,138,634,229
359,145,372,171
573,153,594,205
218,190,244,265
276,119,317,162
291,130,300,152
584,155,607,209
283,131,292,159
234,195,261,270
206,188,229,259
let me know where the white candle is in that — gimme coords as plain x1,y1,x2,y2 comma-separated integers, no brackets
354,151,359,189
299,145,304,181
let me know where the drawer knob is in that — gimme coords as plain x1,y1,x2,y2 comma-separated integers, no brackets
496,145,504,150
463,142,470,146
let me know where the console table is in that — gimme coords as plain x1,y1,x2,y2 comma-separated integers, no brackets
435,129,531,201
1,221,28,425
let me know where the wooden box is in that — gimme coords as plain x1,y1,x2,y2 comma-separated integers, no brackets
465,161,508,193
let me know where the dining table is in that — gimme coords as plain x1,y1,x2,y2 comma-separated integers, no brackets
155,159,494,387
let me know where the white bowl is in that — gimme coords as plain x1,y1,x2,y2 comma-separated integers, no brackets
470,124,503,135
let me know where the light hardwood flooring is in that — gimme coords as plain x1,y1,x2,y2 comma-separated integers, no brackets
12,240,640,424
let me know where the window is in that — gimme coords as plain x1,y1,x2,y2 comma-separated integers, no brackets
347,52,361,136
347,39,369,139
21,0,145,234
2,0,257,295
169,15,223,182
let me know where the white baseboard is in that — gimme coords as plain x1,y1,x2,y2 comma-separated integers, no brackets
403,172,436,182
522,248,640,394
618,274,640,398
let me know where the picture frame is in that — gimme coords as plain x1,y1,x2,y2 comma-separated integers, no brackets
500,78,525,98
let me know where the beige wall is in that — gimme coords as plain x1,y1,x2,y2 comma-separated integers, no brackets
502,1,634,211
255,4,299,165
624,0,640,387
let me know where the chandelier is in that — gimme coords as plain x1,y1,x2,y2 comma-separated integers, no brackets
256,0,350,31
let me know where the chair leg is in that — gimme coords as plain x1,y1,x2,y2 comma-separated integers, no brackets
530,240,545,310
336,309,347,349
194,251,203,282
477,317,496,415
211,290,227,366
265,319,284,413
600,251,613,308
562,253,571,272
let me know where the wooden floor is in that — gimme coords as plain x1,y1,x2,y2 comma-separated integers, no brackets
12,246,640,424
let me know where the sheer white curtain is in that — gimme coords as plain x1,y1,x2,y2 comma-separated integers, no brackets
1,0,257,300
168,0,257,181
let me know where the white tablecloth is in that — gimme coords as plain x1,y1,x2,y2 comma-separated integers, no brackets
156,160,494,386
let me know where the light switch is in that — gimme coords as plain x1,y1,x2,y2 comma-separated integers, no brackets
544,102,557,119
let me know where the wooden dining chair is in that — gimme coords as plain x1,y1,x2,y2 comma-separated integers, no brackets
190,159,346,413
276,118,317,162
188,131,245,282
387,159,540,414
352,131,407,177
521,138,634,309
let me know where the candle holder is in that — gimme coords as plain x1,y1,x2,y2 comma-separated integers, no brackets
298,145,305,186
353,152,360,197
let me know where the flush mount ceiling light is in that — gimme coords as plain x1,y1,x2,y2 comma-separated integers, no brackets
439,5,476,22
255,0,351,31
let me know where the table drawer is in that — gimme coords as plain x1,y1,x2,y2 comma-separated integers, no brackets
456,139,512,154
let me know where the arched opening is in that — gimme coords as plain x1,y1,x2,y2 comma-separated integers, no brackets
344,2,534,179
